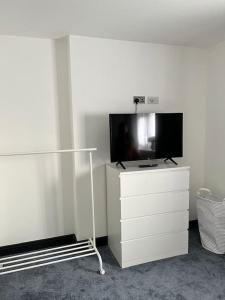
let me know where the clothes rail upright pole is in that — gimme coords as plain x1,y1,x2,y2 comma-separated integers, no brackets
0,148,105,275
88,151,105,274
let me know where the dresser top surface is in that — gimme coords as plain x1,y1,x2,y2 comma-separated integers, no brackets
107,162,190,175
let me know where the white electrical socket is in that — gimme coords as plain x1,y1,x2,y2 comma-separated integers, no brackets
147,96,159,104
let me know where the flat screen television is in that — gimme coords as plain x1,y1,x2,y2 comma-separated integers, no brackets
109,113,183,165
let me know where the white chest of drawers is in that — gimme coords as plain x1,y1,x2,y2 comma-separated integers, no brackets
106,163,190,268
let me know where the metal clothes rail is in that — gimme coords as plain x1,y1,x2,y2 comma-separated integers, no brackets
0,148,105,275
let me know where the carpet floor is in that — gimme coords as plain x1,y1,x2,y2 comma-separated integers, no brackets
0,227,225,300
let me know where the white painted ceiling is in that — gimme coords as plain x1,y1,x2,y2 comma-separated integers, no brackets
0,0,225,46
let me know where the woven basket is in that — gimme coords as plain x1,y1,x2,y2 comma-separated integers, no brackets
197,188,225,254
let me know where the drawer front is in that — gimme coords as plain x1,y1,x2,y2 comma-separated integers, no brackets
121,191,189,219
121,231,188,268
121,211,189,241
120,169,189,197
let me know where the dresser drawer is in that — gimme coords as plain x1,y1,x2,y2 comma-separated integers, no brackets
121,231,188,268
121,190,189,219
120,169,189,197
121,211,188,241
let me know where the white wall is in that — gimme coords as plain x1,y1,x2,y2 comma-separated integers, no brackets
0,36,74,246
0,34,209,245
69,35,207,239
204,41,225,197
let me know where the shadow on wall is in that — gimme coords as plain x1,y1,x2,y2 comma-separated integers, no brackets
36,156,61,235
74,113,110,240
75,162,107,240
54,38,76,236
84,113,110,162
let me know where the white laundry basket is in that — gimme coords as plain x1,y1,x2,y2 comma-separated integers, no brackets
197,188,225,254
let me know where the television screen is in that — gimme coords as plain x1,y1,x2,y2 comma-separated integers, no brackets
109,113,183,162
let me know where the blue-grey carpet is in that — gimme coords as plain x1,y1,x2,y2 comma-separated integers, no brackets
0,227,225,300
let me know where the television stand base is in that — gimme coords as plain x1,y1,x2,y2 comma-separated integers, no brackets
116,161,126,170
139,164,158,168
164,158,178,165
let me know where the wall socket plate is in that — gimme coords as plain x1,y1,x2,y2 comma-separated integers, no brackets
133,96,145,104
147,96,159,104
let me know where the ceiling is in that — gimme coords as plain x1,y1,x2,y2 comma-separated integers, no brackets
0,0,225,47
